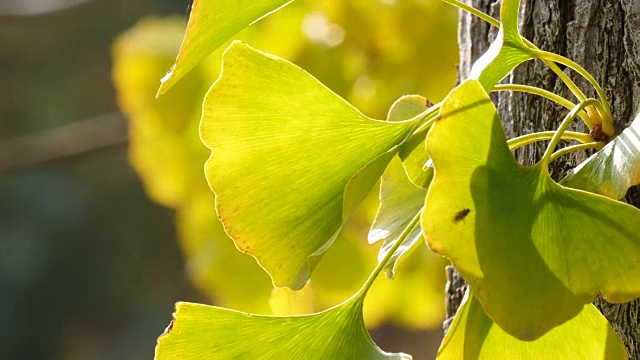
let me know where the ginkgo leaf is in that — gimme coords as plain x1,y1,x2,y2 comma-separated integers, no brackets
155,299,411,360
437,291,627,360
369,156,427,279
468,0,533,90
367,95,433,278
561,111,640,199
387,95,434,188
157,0,293,94
201,41,420,290
423,79,640,340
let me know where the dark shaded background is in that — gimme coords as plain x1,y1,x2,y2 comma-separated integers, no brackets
0,1,448,358
1,1,206,359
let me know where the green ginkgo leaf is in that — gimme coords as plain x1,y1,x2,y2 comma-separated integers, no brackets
201,41,420,290
367,95,433,278
469,0,533,90
437,290,627,360
155,299,410,360
423,79,640,340
157,0,293,95
387,95,434,188
561,111,640,199
369,156,427,279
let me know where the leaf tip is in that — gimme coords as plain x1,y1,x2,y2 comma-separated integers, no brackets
155,65,175,97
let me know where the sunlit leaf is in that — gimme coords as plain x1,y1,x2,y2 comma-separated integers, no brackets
157,0,293,94
468,0,533,90
155,299,411,360
561,112,640,199
368,95,434,278
387,95,434,188
311,185,447,330
437,291,628,360
116,7,457,332
423,79,640,340
369,156,427,279
201,41,419,289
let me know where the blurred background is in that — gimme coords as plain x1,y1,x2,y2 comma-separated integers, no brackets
0,0,458,359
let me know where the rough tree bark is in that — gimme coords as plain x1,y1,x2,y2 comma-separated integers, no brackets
445,0,640,358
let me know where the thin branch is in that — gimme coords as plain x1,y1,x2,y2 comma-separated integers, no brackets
0,112,128,174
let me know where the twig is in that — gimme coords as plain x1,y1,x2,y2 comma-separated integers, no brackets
0,112,128,174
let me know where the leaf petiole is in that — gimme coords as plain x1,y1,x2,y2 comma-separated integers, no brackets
440,0,587,107
440,0,499,27
541,98,601,167
548,142,606,163
507,131,593,151
440,0,613,137
408,103,442,135
534,50,614,137
492,84,592,126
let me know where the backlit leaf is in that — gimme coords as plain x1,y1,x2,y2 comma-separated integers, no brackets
201,41,420,289
437,291,627,359
561,112,640,199
367,95,434,278
468,0,533,90
387,95,434,188
369,156,427,279
155,299,411,360
158,0,293,94
423,79,640,340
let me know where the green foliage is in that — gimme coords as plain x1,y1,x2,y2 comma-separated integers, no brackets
156,299,410,360
114,3,453,332
157,0,293,94
423,79,640,340
201,41,422,289
562,113,640,199
387,95,434,188
437,291,628,359
114,0,640,358
468,0,533,90
369,95,433,278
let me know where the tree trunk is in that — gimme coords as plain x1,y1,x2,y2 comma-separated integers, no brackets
445,0,640,358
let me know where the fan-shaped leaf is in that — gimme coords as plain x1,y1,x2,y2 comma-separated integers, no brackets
423,79,640,340
158,0,293,94
387,95,434,188
367,95,433,278
562,112,640,199
437,291,627,359
201,41,420,289
469,0,533,90
155,299,411,360
369,156,427,279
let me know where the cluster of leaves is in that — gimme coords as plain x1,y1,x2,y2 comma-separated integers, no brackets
120,0,640,358
112,0,457,333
